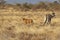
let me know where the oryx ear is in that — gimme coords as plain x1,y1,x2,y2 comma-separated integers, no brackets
52,12,55,17
52,13,55,15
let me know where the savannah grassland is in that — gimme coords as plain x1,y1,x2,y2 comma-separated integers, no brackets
0,2,60,40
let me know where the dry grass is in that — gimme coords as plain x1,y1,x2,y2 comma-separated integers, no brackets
0,8,60,40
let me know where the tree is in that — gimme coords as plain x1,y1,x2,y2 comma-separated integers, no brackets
22,3,30,9
53,1,59,4
21,2,32,11
0,0,6,5
32,2,47,10
16,3,21,6
58,0,60,3
0,0,6,9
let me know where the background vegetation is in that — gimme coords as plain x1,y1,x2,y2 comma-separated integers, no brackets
0,0,60,11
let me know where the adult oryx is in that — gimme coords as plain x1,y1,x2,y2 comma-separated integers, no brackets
43,12,55,25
